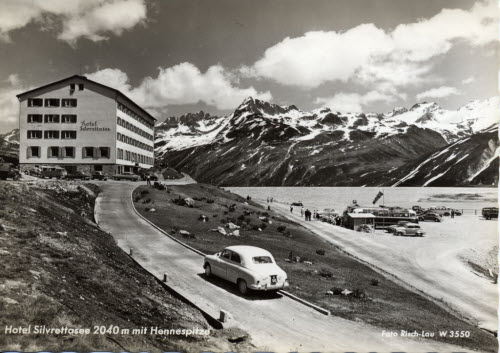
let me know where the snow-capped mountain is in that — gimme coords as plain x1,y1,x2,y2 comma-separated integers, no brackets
0,129,19,163
155,96,498,186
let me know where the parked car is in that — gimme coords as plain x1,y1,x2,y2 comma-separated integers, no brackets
91,171,108,181
291,202,303,207
482,207,498,220
0,163,21,180
386,220,411,233
112,172,140,181
427,206,461,216
40,167,67,179
418,212,442,222
412,205,426,214
393,223,425,237
65,171,91,180
204,245,289,295
25,166,41,177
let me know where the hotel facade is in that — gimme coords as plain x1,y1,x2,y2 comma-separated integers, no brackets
17,75,155,175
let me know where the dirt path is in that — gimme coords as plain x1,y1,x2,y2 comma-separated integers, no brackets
267,200,498,333
95,182,469,351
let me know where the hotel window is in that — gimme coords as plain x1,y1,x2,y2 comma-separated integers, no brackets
70,84,75,91
44,114,60,123
27,146,40,158
62,98,77,107
27,130,42,139
117,132,121,141
62,114,77,123
44,130,59,139
28,98,43,107
45,98,60,107
64,147,75,158
61,131,77,139
47,146,60,158
78,84,84,91
82,147,94,158
27,114,43,123
99,147,110,158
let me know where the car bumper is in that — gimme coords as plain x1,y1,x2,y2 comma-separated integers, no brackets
249,281,289,291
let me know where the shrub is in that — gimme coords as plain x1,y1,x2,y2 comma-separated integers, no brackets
260,223,267,230
370,279,380,286
332,287,343,295
316,249,326,256
206,199,214,204
319,268,334,278
351,288,367,299
142,198,151,204
252,224,261,231
277,225,286,232
140,190,149,195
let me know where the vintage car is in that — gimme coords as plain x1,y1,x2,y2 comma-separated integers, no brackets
427,206,461,216
203,245,289,295
65,171,91,180
91,171,108,180
482,207,498,220
393,223,425,237
40,166,67,179
291,201,303,207
418,212,442,222
112,172,140,181
386,220,411,233
0,163,21,181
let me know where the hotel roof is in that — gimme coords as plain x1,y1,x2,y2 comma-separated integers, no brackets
16,74,156,122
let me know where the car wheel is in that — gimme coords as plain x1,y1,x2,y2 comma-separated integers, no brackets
237,279,248,295
444,212,450,216
204,264,212,278
434,218,440,222
419,217,424,221
396,232,403,236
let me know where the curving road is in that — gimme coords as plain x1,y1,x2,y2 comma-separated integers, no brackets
95,181,467,351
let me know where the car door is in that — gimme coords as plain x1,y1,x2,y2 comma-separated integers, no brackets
226,251,243,283
213,250,230,279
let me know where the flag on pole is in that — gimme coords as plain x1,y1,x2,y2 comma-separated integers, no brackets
373,191,384,205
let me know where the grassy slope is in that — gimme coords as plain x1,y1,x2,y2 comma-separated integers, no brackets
133,183,496,352
0,182,254,352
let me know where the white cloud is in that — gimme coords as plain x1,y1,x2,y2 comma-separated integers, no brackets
0,0,147,44
0,74,26,132
315,90,396,113
244,1,498,89
461,76,476,84
86,63,272,111
416,86,461,101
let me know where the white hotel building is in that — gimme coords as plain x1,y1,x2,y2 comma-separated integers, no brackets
17,75,155,175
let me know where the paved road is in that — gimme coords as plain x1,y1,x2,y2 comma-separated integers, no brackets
269,201,498,332
96,182,466,351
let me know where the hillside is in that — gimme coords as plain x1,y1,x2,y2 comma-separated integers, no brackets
0,181,253,352
0,129,19,163
155,97,498,186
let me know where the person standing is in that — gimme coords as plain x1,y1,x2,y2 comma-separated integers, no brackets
146,174,151,186
267,197,270,203
290,205,294,213
300,207,304,217
451,209,455,218
270,197,273,203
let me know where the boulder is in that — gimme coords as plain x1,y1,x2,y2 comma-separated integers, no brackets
184,198,195,207
179,230,190,236
231,230,240,237
217,226,227,235
304,261,313,265
147,208,156,212
325,290,334,296
227,222,240,229
342,289,353,296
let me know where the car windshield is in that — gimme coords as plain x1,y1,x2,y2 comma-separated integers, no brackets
252,256,273,264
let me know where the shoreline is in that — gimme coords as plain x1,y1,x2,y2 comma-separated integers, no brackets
257,197,498,333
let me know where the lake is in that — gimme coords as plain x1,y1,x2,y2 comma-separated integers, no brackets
227,187,498,214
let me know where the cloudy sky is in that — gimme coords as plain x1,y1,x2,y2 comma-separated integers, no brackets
0,0,498,132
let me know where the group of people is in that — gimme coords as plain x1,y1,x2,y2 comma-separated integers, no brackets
267,197,274,203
